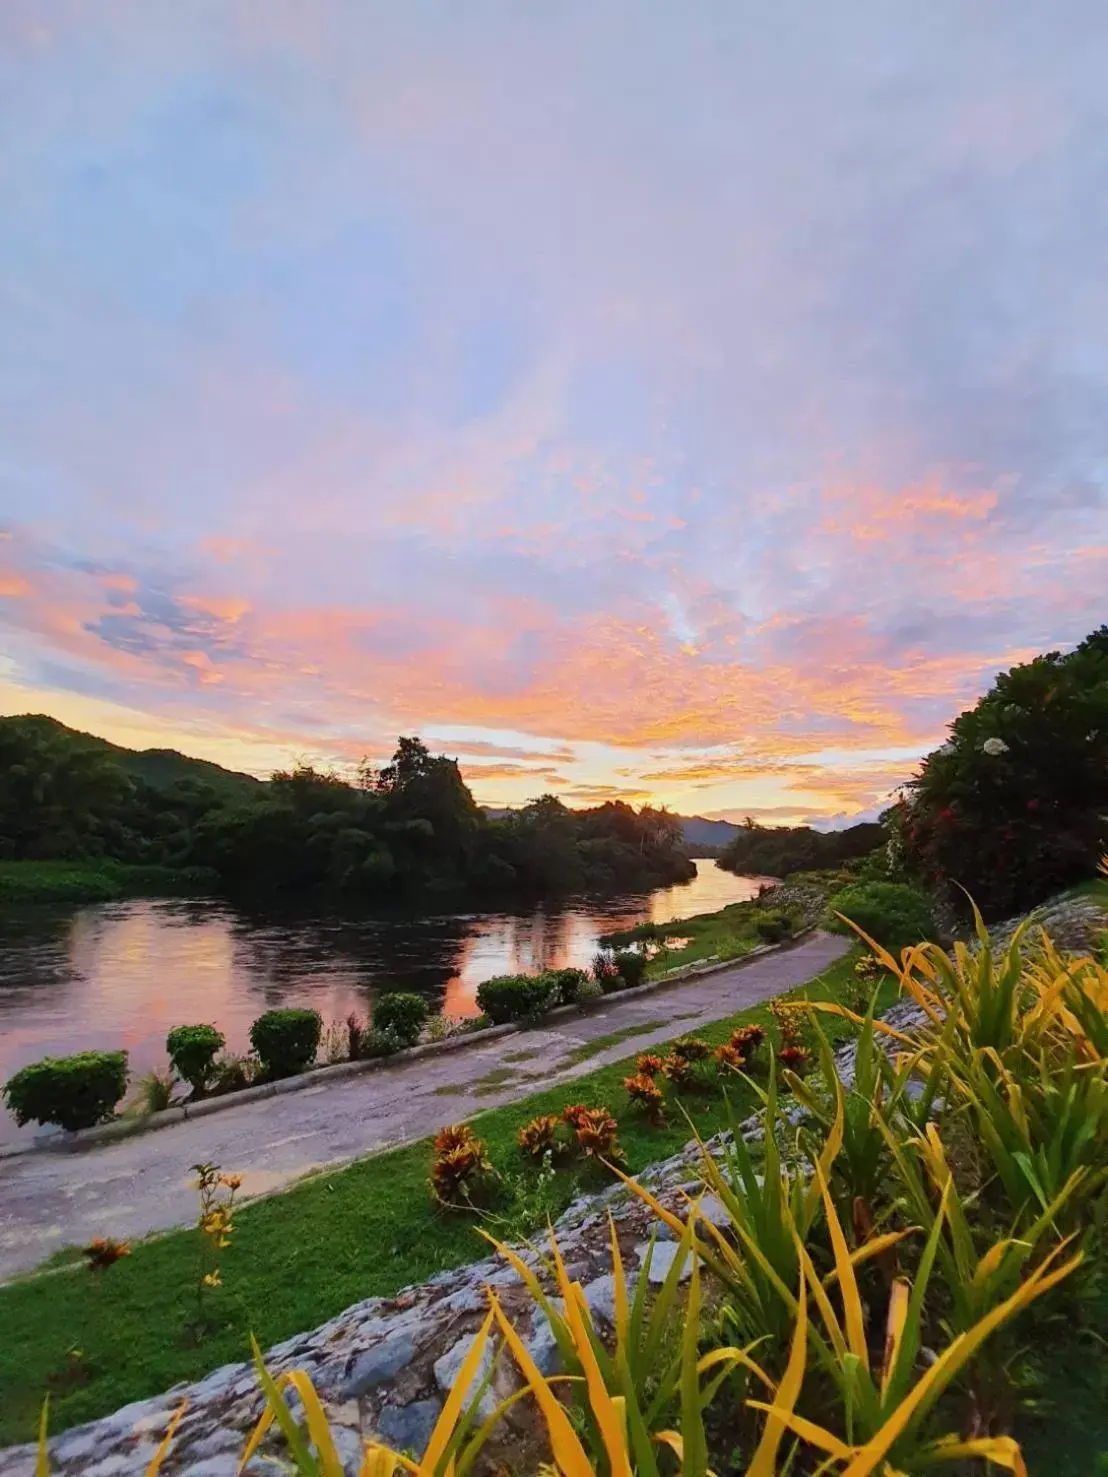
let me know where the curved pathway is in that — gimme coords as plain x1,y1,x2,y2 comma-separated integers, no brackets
0,931,848,1279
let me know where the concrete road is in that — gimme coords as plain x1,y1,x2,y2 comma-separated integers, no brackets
0,931,848,1279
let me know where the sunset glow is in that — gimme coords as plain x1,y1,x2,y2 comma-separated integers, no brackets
2,6,1105,823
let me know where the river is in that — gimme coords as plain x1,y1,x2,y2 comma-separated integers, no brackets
0,861,764,1143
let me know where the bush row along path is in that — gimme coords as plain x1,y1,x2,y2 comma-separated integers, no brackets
0,931,848,1280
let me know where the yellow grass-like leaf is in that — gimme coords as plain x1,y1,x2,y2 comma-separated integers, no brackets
491,1292,594,1477
146,1404,186,1475
840,1245,1082,1476
565,1282,633,1476
422,1306,497,1474
922,1435,1028,1474
881,1280,910,1400
747,1267,808,1477
815,1162,868,1368
608,1212,629,1346
36,1401,48,1477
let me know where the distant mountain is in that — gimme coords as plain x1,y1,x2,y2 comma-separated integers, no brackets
678,815,742,850
2,714,263,800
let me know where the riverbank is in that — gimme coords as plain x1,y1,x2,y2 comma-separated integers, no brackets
0,860,218,906
0,935,857,1442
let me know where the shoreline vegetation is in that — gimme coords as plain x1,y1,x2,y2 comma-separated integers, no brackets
0,717,696,910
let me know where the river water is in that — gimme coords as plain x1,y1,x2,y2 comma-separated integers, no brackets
0,861,763,1142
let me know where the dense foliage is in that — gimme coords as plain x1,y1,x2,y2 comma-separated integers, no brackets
371,993,427,1048
248,1008,322,1080
717,818,884,878
895,626,1108,917
0,718,693,902
3,1051,129,1132
826,879,935,952
165,1025,225,1094
475,973,557,1024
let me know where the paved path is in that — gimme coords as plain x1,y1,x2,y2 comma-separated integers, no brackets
0,932,848,1279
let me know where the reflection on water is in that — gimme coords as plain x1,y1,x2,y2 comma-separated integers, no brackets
0,862,764,1142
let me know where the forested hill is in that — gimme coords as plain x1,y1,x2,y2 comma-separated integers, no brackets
6,715,261,801
716,819,885,878
0,716,694,901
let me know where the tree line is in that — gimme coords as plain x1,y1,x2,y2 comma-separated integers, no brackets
0,719,695,901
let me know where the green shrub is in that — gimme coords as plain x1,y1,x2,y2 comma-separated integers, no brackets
474,973,556,1024
360,1026,403,1058
249,1008,322,1079
612,949,648,989
543,967,590,1006
372,993,428,1047
827,880,935,954
753,910,793,944
166,1024,225,1094
3,1051,129,1132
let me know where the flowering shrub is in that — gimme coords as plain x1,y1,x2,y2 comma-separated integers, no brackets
896,626,1108,917
778,1044,809,1077
571,1106,623,1160
518,1114,568,1161
635,1051,666,1076
661,1052,696,1089
623,1072,666,1124
671,1035,712,1062
769,999,802,1047
192,1162,240,1317
430,1124,493,1206
714,1043,747,1074
82,1236,130,1273
729,1023,765,1056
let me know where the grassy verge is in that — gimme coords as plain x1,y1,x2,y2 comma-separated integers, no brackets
0,949,882,1443
0,859,218,906
639,896,813,979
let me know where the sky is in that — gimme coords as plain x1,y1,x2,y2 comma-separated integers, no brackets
1,2,1106,826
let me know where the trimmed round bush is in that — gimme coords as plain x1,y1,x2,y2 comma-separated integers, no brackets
166,1023,225,1094
3,1050,129,1132
249,1007,322,1079
543,967,590,1006
612,949,648,990
475,973,556,1024
373,992,428,1048
753,911,793,945
827,881,935,954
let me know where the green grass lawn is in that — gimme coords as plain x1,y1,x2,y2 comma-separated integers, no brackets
0,859,218,906
0,950,882,1444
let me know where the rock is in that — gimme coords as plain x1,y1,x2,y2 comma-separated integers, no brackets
376,1399,444,1457
638,1240,691,1285
342,1334,418,1396
50,1427,101,1465
437,1285,484,1314
581,1273,631,1325
526,1299,565,1376
433,1334,497,1419
178,1458,243,1477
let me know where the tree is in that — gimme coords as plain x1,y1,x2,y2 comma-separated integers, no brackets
897,628,1108,917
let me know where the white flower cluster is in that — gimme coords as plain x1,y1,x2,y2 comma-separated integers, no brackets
982,737,1009,756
